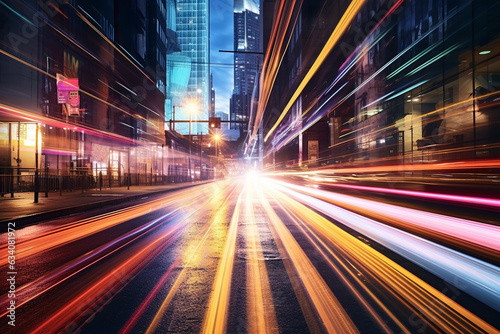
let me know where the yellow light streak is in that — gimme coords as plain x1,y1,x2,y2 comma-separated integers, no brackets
244,182,279,334
144,213,215,334
201,191,242,333
145,184,235,333
264,0,367,142
250,0,301,143
267,189,404,332
257,185,359,333
264,182,498,333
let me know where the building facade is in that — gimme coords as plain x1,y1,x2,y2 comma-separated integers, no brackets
167,0,210,135
230,0,261,133
0,0,169,192
261,0,500,170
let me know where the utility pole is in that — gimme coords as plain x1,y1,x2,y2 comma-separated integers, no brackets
34,123,39,203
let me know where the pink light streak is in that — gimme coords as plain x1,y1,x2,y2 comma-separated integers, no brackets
271,179,500,253
323,183,500,209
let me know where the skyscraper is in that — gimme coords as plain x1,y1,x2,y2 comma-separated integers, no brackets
231,0,261,132
169,0,210,135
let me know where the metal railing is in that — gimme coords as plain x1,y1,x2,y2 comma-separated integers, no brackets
0,166,200,197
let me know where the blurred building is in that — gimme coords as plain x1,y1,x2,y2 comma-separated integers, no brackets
167,0,210,135
260,0,500,170
0,0,170,187
230,0,261,133
216,111,229,130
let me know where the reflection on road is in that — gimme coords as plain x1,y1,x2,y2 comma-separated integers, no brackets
0,175,498,333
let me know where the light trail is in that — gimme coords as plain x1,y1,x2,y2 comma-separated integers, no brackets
267,0,406,150
143,216,215,334
0,209,182,318
0,48,160,133
268,190,407,333
264,0,366,142
201,190,242,333
2,178,498,332
254,0,296,143
311,181,500,209
119,258,182,334
257,183,359,333
30,214,188,334
270,179,500,313
146,183,236,334
274,159,500,175
0,187,205,266
0,102,132,146
272,180,500,254
260,177,499,332
0,183,232,332
244,180,279,334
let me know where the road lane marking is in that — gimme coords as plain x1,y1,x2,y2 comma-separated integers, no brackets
201,190,242,334
256,185,359,333
244,182,279,334
145,183,237,334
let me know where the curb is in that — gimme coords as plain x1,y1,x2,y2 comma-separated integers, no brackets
1,182,204,228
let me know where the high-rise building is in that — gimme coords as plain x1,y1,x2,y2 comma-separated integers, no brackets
0,0,167,186
261,0,500,169
169,0,210,135
210,72,215,117
230,0,261,132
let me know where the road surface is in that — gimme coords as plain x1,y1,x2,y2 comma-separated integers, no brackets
1,174,499,333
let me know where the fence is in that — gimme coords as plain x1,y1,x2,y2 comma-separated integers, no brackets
0,166,197,197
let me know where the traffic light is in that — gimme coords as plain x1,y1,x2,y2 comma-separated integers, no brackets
209,117,221,128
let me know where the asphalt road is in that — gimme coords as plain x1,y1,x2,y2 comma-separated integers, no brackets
1,175,499,333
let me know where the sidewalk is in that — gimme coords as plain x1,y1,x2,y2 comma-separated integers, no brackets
0,181,208,226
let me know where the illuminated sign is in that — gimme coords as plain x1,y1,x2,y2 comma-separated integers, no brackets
57,73,80,116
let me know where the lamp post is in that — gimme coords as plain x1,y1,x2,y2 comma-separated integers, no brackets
188,110,192,181
214,134,220,162
34,123,39,203
171,105,176,131
187,102,197,181
214,134,220,179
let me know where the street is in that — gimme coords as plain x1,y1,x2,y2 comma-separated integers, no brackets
1,175,499,333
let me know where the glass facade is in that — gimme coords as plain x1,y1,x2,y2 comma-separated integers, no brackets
0,0,168,187
263,0,500,169
336,0,500,166
231,0,261,131
171,0,210,135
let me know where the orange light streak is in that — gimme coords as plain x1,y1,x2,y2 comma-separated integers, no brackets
0,191,194,266
257,185,359,333
31,222,184,333
262,179,498,333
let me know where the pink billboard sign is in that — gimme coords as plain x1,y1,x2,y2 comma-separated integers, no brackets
57,74,79,104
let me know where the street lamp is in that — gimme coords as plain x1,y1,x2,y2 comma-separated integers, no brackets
187,102,197,181
214,133,220,159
